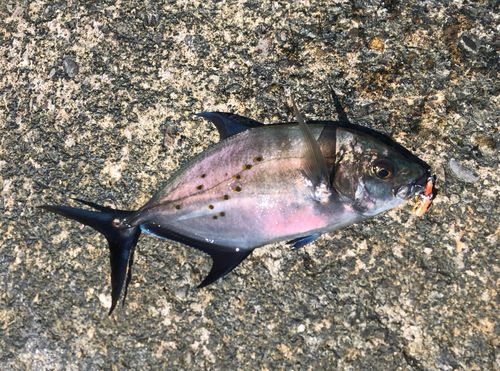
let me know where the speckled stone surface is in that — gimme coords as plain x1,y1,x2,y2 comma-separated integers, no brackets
1,1,499,370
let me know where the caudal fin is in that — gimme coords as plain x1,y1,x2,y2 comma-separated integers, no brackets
39,200,141,314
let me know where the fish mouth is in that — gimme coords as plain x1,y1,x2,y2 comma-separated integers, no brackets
395,169,431,200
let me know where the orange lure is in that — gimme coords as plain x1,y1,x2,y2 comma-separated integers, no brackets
414,177,435,216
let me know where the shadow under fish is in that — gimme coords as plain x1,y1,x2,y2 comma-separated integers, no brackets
39,104,431,314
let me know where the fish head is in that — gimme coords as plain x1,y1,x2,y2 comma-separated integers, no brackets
333,128,429,216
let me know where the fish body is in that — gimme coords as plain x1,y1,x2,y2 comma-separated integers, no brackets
137,123,418,246
138,124,354,248
40,111,429,314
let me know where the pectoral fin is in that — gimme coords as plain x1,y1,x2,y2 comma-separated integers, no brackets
292,99,332,202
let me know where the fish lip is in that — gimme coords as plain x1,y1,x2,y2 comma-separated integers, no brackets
396,169,430,200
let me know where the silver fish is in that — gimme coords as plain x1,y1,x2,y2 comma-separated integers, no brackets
40,105,430,314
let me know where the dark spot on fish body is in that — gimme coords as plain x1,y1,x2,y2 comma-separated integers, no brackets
233,174,242,180
200,174,206,178
233,186,242,192
174,205,182,210
253,156,263,162
212,215,218,220
219,212,226,217
243,164,252,170
196,185,204,190
221,195,230,200
207,205,215,210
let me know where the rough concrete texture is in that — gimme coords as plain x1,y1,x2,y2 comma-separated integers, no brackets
1,0,499,370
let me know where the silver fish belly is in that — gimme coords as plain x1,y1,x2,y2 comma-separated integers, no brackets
40,110,430,314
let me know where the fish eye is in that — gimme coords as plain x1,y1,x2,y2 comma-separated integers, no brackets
372,159,395,179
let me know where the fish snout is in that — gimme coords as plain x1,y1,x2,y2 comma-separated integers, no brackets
395,169,430,200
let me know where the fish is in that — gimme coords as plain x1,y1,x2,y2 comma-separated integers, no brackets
39,103,431,314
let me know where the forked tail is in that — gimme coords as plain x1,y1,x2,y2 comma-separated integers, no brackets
39,199,141,314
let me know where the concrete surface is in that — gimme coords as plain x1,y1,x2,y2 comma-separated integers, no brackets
0,0,499,370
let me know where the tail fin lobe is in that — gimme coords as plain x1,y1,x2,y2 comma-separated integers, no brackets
39,202,141,314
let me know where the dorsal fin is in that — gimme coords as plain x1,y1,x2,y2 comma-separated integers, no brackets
196,112,264,140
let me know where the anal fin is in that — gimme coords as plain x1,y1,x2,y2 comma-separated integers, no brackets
140,222,253,287
197,248,253,288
